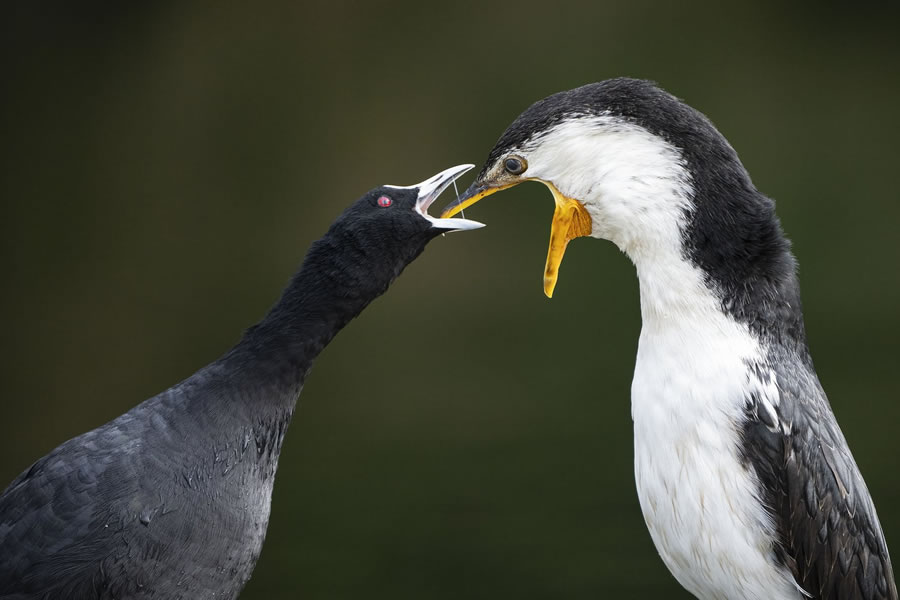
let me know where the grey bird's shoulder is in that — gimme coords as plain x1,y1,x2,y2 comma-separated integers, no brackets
0,430,137,595
0,387,192,595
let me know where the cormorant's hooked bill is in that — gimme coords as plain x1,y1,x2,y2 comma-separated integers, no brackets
441,176,590,297
441,180,501,217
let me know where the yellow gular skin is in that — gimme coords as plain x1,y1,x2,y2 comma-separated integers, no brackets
441,180,591,298
541,182,592,298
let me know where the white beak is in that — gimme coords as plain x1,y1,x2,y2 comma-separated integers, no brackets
387,164,486,232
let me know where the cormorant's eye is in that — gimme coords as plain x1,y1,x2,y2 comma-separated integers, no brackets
504,156,527,175
377,195,393,207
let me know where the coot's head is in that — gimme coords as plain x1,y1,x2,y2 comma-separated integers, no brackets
327,164,483,263
314,164,484,293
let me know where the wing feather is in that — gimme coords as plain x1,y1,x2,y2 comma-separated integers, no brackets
741,356,897,599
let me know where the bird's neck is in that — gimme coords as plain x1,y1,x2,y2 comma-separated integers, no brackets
633,246,723,326
630,191,809,358
220,232,396,397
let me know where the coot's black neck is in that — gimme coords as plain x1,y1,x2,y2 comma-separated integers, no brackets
218,226,408,396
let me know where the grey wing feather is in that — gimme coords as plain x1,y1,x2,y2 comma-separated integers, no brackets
0,417,143,598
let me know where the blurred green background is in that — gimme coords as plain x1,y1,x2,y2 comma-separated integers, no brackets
2,2,898,598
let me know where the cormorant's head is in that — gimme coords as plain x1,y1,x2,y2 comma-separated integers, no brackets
443,78,756,297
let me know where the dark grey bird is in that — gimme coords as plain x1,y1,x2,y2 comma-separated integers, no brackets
0,164,482,599
442,78,896,599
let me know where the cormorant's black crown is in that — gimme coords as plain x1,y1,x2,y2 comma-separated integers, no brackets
483,78,746,185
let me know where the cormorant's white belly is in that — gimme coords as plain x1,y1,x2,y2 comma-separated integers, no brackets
631,314,802,600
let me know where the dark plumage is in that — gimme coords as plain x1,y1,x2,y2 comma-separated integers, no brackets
0,165,479,599
743,349,897,599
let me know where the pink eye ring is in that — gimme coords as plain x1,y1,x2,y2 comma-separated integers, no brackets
377,195,392,207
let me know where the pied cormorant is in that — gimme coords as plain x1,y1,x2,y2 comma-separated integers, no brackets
443,78,896,600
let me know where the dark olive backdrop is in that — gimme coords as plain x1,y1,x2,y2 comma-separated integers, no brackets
2,2,898,598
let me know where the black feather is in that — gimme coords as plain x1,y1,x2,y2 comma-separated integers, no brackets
741,349,897,599
0,184,446,599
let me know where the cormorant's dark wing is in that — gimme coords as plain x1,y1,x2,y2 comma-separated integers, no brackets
742,356,897,600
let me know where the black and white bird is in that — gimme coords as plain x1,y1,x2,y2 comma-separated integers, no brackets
442,78,896,600
0,164,482,599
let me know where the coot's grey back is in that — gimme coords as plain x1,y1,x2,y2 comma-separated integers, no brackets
0,362,295,599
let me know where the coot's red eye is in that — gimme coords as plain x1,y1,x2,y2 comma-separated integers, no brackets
377,195,392,207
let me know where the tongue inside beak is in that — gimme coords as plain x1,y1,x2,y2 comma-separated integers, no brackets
441,179,592,297
413,164,485,231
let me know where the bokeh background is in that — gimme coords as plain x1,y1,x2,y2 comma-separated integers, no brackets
2,2,898,598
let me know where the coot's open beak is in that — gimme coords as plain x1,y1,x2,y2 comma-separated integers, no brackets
396,164,485,232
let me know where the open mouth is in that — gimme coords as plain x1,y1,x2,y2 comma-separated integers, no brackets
440,177,591,296
387,164,485,231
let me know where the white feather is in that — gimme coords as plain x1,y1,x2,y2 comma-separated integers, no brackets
514,116,805,599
